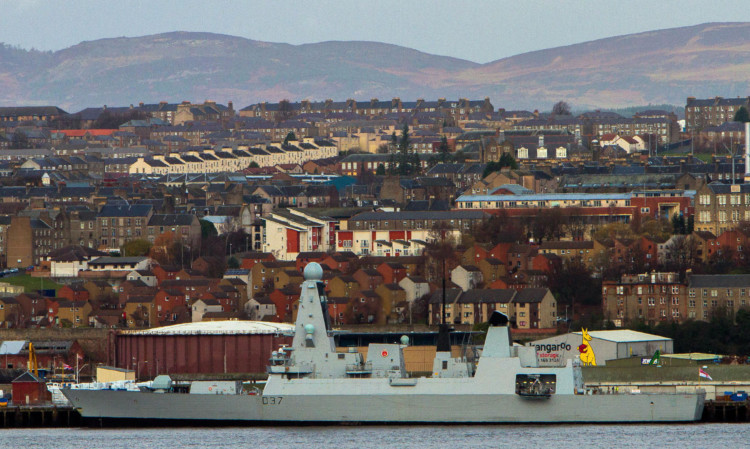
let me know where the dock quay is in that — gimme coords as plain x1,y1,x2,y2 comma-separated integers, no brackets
0,405,81,428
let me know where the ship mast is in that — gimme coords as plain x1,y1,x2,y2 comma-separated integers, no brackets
436,257,450,352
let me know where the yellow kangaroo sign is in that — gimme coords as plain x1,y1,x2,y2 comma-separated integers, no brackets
578,328,597,366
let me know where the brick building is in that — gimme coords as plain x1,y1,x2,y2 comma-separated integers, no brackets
603,272,750,326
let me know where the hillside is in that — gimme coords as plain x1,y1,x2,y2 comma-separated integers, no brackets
1,23,750,111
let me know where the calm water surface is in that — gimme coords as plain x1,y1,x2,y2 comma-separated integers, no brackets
2,424,750,449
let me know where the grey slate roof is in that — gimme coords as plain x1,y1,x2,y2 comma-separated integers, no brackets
459,289,516,304
98,204,152,217
147,214,196,226
350,211,487,221
689,274,750,288
513,288,550,304
428,288,462,304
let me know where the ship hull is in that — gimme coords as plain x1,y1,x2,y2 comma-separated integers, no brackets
63,389,704,425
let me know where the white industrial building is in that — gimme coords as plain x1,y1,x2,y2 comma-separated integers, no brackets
528,330,673,366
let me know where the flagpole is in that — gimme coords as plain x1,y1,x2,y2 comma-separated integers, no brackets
76,354,79,384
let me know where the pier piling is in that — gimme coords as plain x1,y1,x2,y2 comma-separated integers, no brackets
0,405,81,428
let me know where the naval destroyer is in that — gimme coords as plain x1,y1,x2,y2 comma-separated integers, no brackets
63,262,705,424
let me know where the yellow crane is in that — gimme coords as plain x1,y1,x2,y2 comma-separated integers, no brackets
28,342,38,376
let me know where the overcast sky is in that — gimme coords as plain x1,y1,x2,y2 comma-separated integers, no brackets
2,0,750,63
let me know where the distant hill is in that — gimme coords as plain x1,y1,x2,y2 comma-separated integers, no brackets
1,23,750,112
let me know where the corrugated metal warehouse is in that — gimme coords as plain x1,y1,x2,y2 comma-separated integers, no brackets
528,330,673,366
113,321,293,379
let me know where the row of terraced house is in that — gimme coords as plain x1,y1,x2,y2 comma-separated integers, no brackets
128,138,338,174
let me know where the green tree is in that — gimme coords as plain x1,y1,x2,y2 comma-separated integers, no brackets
395,123,414,175
376,164,386,175
438,136,450,162
283,131,297,145
249,161,260,168
734,106,750,123
482,153,519,177
398,123,410,155
227,256,240,269
672,213,687,235
500,153,518,169
121,239,152,257
200,219,218,239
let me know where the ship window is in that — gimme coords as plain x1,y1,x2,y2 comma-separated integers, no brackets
442,361,448,370
515,374,556,396
338,353,345,359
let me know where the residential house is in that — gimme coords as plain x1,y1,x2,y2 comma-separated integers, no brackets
328,275,361,299
477,258,506,285
57,284,90,303
374,283,406,324
96,203,153,251
191,298,223,322
269,286,301,322
451,265,484,291
0,297,22,327
398,276,430,304
695,182,750,236
250,261,295,294
124,297,158,327
376,262,407,284
55,300,92,327
45,245,108,278
240,252,276,270
245,296,276,321
513,288,557,329
352,268,384,291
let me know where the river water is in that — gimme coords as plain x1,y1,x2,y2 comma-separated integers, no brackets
2,424,749,449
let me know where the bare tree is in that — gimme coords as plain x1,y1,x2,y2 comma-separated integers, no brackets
552,101,571,116
424,222,461,284
663,235,698,276
277,99,295,123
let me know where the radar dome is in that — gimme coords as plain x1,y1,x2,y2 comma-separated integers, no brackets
304,324,315,334
303,262,324,281
400,335,409,346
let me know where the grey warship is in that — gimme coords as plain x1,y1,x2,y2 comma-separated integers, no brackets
63,262,705,424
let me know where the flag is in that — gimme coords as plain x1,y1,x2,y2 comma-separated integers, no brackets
699,368,712,380
63,363,72,370
77,353,84,360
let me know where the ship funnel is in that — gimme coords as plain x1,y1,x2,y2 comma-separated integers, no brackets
481,312,512,358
